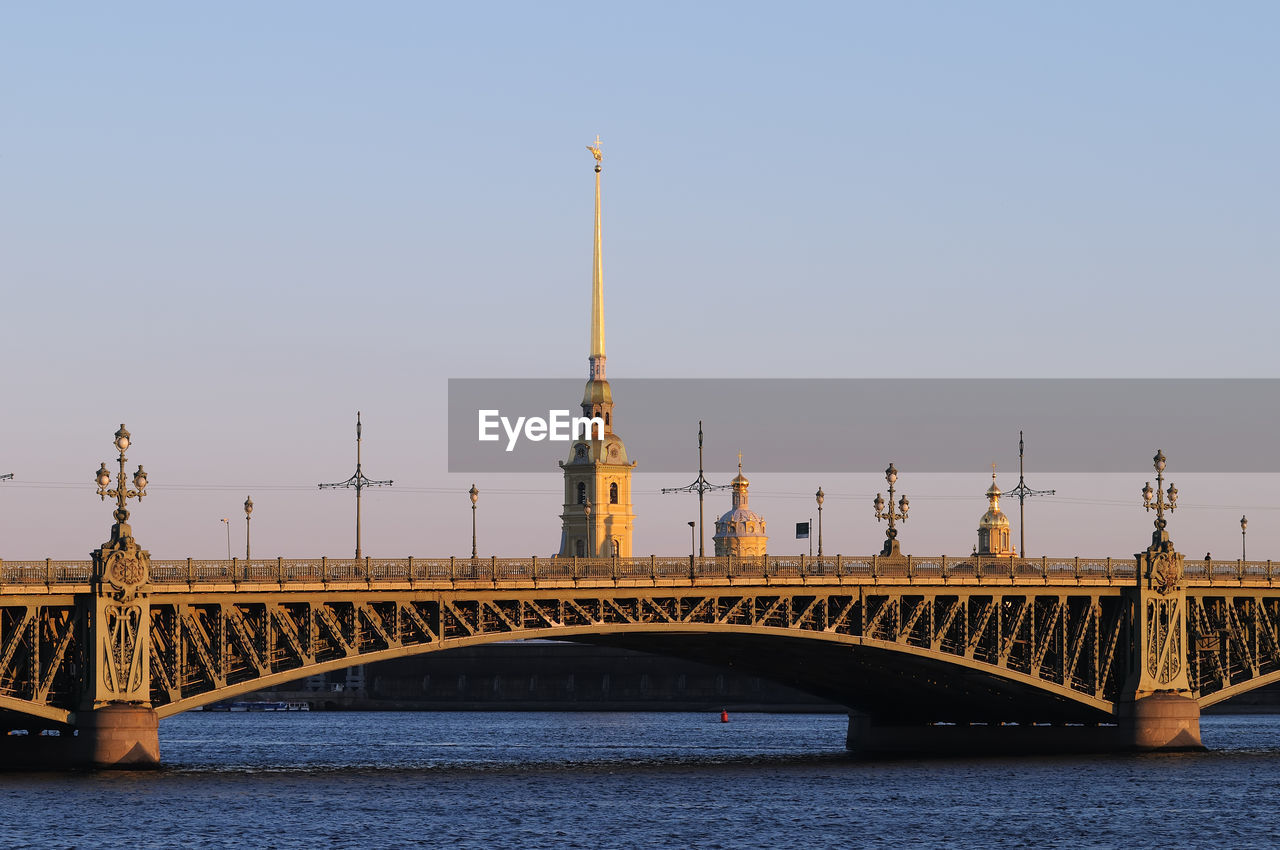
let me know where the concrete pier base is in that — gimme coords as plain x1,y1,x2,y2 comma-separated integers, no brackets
847,699,1204,759
1118,693,1202,750
74,705,160,768
0,705,159,770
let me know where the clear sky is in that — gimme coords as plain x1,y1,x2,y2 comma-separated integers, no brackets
2,2,1278,560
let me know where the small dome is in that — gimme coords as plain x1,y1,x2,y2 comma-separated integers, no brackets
979,509,1009,529
718,507,766,527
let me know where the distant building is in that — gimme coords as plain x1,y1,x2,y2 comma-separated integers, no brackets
977,470,1016,556
713,456,768,556
558,141,635,558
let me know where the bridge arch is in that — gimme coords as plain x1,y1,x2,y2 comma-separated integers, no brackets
152,621,1116,721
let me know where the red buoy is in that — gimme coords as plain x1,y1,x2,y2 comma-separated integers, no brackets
720,709,729,723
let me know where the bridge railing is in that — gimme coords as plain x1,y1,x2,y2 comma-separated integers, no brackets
6,554,1280,590
0,560,92,586
1183,559,1277,584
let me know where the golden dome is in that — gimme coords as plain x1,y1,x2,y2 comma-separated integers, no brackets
979,508,1009,530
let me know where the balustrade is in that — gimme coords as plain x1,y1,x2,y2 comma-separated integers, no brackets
0,552,1247,591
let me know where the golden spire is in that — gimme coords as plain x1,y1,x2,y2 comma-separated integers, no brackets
588,135,606,379
731,451,749,508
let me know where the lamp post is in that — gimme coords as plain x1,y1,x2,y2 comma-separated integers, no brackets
94,422,149,547
1241,515,1248,561
319,412,393,560
816,487,824,558
1141,449,1178,551
873,463,909,557
1005,430,1055,558
688,520,696,558
469,484,479,559
220,518,231,560
244,496,253,560
660,422,732,557
584,498,593,557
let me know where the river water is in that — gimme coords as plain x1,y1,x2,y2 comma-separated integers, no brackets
2,712,1279,848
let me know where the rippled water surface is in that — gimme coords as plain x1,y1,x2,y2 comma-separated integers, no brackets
3,712,1280,848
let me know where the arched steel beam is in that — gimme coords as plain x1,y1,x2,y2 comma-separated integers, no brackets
154,622,1115,719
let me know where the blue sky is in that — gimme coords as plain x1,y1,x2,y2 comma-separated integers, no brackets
2,3,1277,559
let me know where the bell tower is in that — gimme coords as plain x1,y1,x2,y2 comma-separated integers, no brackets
558,137,635,558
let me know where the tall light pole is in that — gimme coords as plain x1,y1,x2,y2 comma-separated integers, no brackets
1005,430,1055,558
584,498,593,557
688,520,696,557
220,518,231,560
873,463,909,557
1241,515,1248,561
469,484,479,559
816,487,824,557
319,412,393,560
1141,449,1178,550
662,422,732,557
244,496,253,559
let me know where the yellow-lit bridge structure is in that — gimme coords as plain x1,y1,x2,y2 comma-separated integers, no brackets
2,550,1279,766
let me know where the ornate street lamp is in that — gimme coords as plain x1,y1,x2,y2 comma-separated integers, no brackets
91,424,151,594
95,425,148,527
873,463,909,557
244,496,253,559
816,486,825,558
688,520,696,558
1241,515,1248,561
469,484,479,559
1141,449,1178,551
584,498,593,557
220,518,231,560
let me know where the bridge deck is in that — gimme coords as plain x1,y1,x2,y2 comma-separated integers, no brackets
0,554,1274,592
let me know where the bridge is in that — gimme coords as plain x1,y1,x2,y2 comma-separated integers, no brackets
1,432,1269,767
1,546,1277,766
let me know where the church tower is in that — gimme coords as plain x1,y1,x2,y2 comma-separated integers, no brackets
558,138,635,558
977,468,1016,556
713,455,768,557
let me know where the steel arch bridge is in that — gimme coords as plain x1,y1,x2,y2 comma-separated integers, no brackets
1,552,1278,764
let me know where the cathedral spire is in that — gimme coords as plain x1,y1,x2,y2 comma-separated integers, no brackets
587,135,606,380
560,136,634,560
